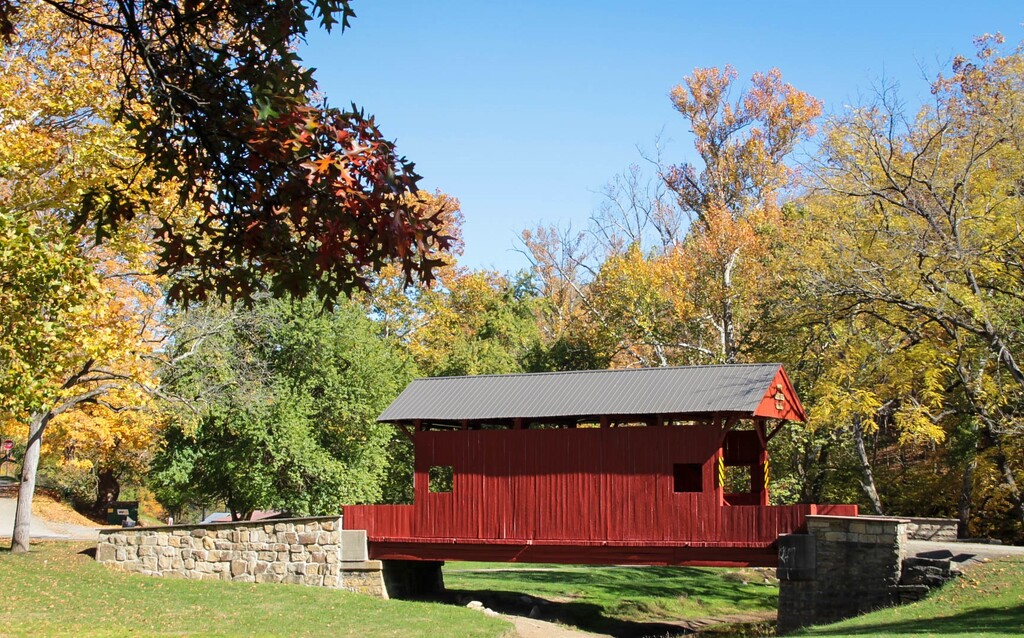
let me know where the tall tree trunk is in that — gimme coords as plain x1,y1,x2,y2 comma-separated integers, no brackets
92,467,121,517
973,414,1024,532
993,446,1024,530
799,441,831,504
852,416,884,515
11,411,50,553
956,363,1024,530
958,453,976,539
721,249,739,363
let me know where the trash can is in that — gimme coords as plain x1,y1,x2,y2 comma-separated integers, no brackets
106,501,140,526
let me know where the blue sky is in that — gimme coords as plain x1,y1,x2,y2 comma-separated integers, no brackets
302,2,1024,273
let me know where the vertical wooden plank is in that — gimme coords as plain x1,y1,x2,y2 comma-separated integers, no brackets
512,428,525,538
412,433,427,536
386,418,828,556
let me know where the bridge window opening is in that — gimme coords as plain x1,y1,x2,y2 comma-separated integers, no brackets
539,421,593,429
428,465,453,493
724,464,752,494
422,422,460,431
673,463,703,493
673,419,708,428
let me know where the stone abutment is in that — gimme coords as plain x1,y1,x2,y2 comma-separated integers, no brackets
96,516,387,597
777,515,908,634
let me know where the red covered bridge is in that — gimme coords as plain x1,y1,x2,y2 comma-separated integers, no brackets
345,364,856,567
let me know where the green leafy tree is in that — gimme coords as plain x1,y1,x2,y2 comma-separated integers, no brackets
152,295,412,520
153,390,347,521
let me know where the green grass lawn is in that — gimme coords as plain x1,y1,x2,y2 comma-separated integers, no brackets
444,561,778,635
797,556,1024,638
11,542,1013,637
0,542,512,638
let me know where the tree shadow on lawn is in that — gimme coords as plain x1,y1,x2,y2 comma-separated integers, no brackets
0,540,94,555
435,566,778,637
446,565,777,611
805,604,1024,636
433,586,700,637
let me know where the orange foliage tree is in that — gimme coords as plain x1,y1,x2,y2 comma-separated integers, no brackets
521,68,821,368
663,66,822,362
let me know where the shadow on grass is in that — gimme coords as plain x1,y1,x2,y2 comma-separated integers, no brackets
452,566,775,608
803,604,1024,636
433,587,700,637
79,546,96,558
433,565,779,638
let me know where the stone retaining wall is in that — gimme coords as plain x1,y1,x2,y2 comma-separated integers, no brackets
96,516,386,597
905,517,958,542
777,515,908,634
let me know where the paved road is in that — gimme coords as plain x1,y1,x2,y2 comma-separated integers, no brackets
907,539,1024,564
0,497,100,541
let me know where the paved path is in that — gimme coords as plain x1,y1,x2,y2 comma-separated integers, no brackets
504,615,611,638
907,539,1024,565
0,497,101,541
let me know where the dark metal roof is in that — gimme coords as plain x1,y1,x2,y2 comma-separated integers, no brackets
378,364,786,423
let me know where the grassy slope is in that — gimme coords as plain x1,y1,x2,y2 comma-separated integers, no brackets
444,561,777,623
0,542,512,638
31,493,103,527
798,556,1024,638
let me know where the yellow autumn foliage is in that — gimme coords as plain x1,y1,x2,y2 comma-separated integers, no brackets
1,3,170,493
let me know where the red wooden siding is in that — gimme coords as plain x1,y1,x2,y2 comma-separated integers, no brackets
410,426,723,543
814,504,860,517
343,425,858,564
345,504,413,537
345,501,859,566
753,367,807,421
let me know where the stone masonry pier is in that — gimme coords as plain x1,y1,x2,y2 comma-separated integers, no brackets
777,515,908,634
96,516,386,597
